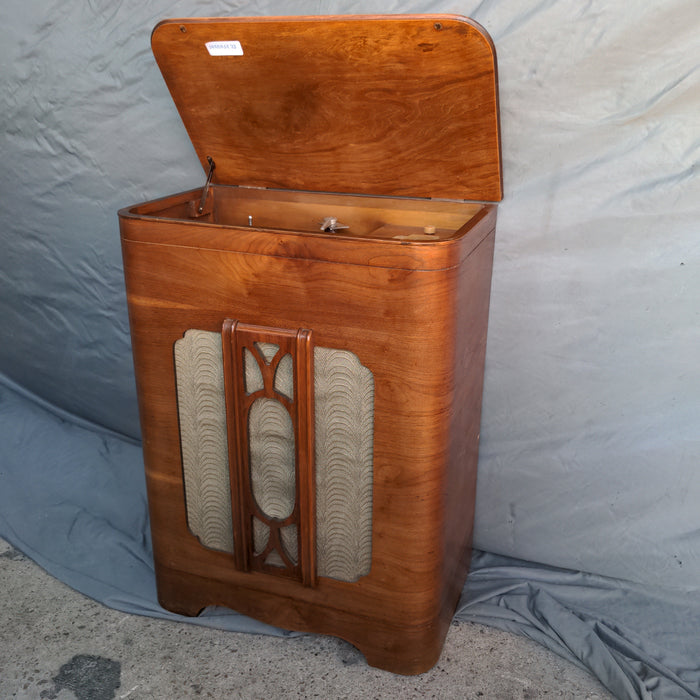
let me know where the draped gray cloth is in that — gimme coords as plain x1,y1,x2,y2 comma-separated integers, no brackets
1,2,698,698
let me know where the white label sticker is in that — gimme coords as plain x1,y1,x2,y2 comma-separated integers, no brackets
205,41,244,57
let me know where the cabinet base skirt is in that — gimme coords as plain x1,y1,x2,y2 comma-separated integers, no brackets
154,564,457,676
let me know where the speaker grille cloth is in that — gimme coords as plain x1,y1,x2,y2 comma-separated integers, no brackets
174,329,374,582
173,330,233,552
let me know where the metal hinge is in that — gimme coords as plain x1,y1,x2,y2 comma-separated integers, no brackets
197,156,216,214
188,156,216,218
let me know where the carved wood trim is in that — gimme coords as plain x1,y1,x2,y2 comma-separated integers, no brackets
222,320,316,586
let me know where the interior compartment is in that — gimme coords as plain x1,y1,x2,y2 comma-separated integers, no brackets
129,185,485,242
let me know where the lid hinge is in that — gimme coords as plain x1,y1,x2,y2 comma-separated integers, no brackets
198,156,216,213
189,156,215,218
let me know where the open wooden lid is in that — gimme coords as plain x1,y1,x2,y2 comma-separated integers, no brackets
152,15,502,202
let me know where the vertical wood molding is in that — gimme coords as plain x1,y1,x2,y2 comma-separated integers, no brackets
221,319,248,571
296,329,316,587
222,320,316,585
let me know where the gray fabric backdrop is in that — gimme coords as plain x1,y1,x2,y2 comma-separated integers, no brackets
1,1,698,698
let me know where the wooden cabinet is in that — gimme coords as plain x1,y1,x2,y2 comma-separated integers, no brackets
119,14,501,674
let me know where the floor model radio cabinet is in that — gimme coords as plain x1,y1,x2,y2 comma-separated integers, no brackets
119,14,502,674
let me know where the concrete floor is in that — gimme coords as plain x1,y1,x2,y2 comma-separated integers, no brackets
0,537,613,700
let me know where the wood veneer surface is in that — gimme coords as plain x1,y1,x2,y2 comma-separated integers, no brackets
120,200,495,672
120,12,500,674
151,15,502,202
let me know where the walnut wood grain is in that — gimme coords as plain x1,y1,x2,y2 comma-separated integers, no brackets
119,13,500,675
151,15,502,202
120,199,495,673
222,322,316,585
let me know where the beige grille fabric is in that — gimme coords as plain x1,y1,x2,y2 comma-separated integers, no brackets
174,330,234,553
248,397,298,565
174,330,374,581
313,348,374,581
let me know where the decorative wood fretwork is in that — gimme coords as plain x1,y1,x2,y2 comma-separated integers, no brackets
221,320,316,586
174,329,375,582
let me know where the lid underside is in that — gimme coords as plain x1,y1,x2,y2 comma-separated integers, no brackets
152,15,502,202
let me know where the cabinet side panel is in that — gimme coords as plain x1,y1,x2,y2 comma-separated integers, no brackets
443,228,496,608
